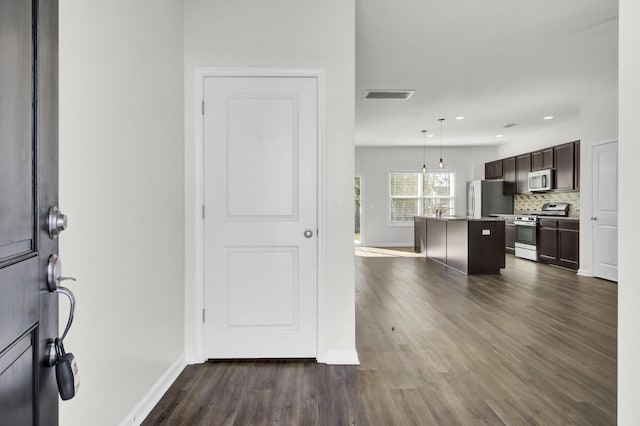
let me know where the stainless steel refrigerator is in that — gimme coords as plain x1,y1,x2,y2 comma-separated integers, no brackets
466,180,514,218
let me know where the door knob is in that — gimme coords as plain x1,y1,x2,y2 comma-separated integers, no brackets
304,229,314,238
48,206,68,239
47,254,77,291
590,216,598,221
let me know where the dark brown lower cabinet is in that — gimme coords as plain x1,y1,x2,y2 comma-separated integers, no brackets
414,217,427,253
558,222,580,269
426,218,447,264
538,219,579,270
414,217,505,274
539,221,558,261
505,218,515,255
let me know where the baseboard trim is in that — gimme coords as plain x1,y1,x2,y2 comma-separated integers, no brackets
185,351,205,365
119,354,186,426
318,350,360,365
577,268,592,277
358,243,413,248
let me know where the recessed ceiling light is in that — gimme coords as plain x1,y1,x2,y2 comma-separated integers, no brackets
427,134,434,138
496,134,504,138
543,115,554,120
455,116,464,120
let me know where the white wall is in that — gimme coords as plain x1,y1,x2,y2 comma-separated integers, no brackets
59,1,185,425
355,146,497,246
496,120,580,159
618,0,639,422
578,92,618,276
183,0,356,361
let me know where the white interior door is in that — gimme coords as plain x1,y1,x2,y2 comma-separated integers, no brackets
203,76,318,358
592,141,618,282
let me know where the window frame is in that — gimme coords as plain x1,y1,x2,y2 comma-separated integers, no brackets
388,170,455,225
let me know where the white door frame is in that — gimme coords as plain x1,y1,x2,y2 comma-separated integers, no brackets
355,174,364,246
590,139,618,281
192,68,327,362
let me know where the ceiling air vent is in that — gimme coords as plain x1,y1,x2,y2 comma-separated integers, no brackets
364,90,415,100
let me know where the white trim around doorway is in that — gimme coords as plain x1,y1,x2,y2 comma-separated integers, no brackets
191,67,328,363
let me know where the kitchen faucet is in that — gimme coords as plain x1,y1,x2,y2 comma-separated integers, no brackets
435,207,450,217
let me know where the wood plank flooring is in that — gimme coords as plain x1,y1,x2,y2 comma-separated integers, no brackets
144,249,617,425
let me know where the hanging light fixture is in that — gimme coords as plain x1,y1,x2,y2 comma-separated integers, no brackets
421,129,427,173
438,118,445,169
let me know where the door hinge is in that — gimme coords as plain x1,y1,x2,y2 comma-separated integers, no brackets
202,308,205,323
202,205,205,220
201,100,205,115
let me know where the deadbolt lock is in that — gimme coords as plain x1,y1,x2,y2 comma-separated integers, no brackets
48,206,68,239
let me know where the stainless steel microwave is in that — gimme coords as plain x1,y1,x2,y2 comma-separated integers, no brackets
528,169,553,192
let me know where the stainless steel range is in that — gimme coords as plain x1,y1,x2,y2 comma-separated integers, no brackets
537,202,570,218
514,215,539,260
514,202,570,261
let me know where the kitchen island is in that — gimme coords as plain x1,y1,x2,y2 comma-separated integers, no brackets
414,216,506,274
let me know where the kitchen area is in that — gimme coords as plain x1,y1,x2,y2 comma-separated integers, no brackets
351,1,621,422
413,140,581,274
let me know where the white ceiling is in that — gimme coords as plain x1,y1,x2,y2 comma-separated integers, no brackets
355,0,618,147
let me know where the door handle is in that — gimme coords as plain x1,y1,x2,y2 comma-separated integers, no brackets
44,255,80,401
304,229,314,238
54,287,76,343
46,286,76,367
47,254,77,291
45,254,77,346
590,216,598,221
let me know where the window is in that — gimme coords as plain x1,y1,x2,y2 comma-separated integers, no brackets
389,171,455,223
422,172,454,216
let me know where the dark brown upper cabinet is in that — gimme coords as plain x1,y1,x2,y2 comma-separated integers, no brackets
516,153,531,193
484,159,503,180
554,142,576,190
531,148,554,171
485,140,580,194
502,156,516,195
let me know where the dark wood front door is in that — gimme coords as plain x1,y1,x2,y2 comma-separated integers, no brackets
0,1,60,424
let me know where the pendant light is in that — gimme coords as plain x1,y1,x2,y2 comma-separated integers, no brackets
438,118,445,169
421,129,427,173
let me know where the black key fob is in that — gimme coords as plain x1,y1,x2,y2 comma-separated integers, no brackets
56,352,79,400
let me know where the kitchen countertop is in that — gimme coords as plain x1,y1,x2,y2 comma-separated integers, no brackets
537,216,580,221
489,213,580,221
416,215,506,222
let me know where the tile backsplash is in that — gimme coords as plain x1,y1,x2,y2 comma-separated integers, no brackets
514,191,580,216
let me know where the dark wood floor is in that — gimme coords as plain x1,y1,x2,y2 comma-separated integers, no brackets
144,249,617,425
